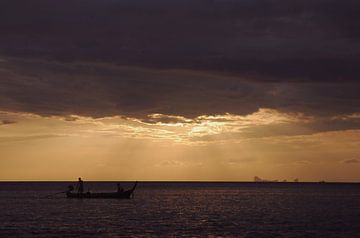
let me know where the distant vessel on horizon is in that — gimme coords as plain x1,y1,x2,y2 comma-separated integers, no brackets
253,176,278,182
254,176,300,183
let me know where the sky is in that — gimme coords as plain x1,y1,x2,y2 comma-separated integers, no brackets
0,0,359,181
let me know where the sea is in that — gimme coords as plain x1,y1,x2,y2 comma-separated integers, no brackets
0,182,359,238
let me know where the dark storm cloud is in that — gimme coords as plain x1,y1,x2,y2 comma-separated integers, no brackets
1,0,360,81
1,58,360,120
1,58,266,118
0,0,360,121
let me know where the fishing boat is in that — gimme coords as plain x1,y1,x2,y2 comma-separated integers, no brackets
66,181,138,199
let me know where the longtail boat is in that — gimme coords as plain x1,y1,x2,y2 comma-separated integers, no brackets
66,182,138,199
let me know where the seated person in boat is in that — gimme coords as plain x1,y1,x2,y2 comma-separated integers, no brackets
67,185,74,193
76,177,84,194
117,183,124,193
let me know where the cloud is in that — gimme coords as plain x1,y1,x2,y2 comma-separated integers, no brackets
1,58,360,122
0,0,360,82
141,114,194,125
0,0,360,129
0,134,64,144
342,158,359,164
0,111,18,125
332,113,360,121
0,120,16,125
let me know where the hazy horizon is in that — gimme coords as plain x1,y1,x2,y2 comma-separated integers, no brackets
0,180,359,183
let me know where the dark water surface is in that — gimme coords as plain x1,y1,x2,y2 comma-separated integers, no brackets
0,182,359,237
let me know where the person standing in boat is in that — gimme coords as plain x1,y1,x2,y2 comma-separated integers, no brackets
76,177,84,194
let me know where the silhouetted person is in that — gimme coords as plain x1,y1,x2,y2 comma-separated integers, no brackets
117,183,124,193
76,177,84,194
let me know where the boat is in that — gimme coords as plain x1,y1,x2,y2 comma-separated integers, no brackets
66,181,138,199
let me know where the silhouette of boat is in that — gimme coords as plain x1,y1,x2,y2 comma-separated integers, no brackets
66,182,138,199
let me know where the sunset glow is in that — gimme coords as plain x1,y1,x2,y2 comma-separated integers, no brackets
1,108,359,181
1,0,360,182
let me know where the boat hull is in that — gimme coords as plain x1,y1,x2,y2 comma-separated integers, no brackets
66,191,132,199
66,182,137,199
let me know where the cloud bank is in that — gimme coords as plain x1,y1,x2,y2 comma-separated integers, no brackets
1,58,360,121
0,0,359,125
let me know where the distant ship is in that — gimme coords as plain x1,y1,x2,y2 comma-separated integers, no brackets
254,176,300,183
253,176,278,182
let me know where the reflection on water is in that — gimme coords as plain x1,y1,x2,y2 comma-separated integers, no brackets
0,182,359,237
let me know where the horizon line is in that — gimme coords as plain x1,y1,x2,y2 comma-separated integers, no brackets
0,180,359,184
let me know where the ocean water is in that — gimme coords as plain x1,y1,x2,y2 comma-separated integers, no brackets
0,182,359,238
